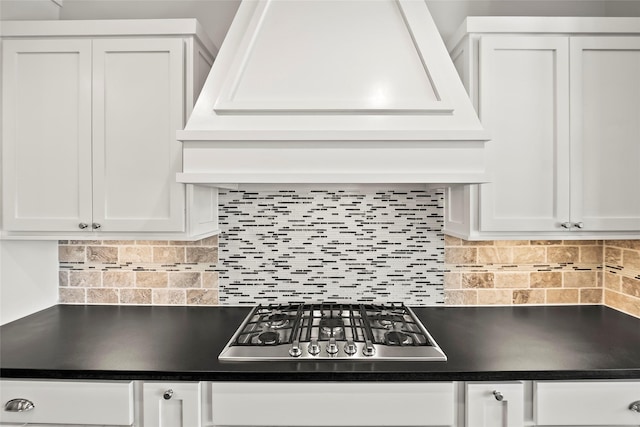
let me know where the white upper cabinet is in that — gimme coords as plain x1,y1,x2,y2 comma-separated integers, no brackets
445,18,640,240
1,20,219,240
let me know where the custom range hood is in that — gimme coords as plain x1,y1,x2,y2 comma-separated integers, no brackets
177,0,489,185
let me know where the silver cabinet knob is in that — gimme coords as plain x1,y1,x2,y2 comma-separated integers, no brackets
78,223,89,229
630,400,640,413
560,222,572,229
573,222,584,229
493,390,504,401
92,223,101,230
163,389,173,400
4,398,35,412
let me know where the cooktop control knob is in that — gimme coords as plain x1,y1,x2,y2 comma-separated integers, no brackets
326,337,339,355
363,339,376,357
289,340,302,357
344,340,357,356
308,339,321,356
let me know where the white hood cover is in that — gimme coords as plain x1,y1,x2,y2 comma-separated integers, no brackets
177,0,489,184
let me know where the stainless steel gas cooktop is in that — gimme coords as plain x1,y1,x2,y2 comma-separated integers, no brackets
218,303,447,361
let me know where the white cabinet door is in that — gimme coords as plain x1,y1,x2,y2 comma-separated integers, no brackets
477,36,570,232
92,38,185,232
535,380,640,425
143,382,201,427
569,37,640,232
2,39,93,232
466,382,524,427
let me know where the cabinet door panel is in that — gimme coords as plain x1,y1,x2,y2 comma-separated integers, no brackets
143,382,201,427
92,38,185,232
2,39,93,231
466,382,524,427
478,37,570,232
570,37,640,231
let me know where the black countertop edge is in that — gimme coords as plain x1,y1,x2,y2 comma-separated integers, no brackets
3,368,639,382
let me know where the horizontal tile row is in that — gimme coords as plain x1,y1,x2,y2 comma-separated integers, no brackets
59,287,219,305
445,288,602,305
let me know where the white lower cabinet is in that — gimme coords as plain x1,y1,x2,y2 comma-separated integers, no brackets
0,380,134,426
143,382,202,427
466,382,524,427
534,380,640,426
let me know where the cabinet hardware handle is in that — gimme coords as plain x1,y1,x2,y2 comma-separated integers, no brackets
4,398,35,412
78,223,89,229
92,223,101,230
560,222,572,229
630,400,640,413
163,389,174,400
492,390,504,401
573,222,584,229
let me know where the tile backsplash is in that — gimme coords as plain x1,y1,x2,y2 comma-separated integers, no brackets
57,188,639,318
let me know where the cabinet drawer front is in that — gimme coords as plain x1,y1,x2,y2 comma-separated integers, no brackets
535,381,640,425
0,380,134,425
211,382,454,426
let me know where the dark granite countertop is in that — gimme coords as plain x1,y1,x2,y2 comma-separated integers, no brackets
1,304,639,381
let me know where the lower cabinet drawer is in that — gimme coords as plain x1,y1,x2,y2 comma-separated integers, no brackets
535,380,640,425
210,382,455,426
0,379,134,425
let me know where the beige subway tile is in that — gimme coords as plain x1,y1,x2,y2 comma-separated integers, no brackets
531,240,556,246
580,288,603,304
444,290,477,305
477,289,512,305
187,289,219,305
462,272,494,289
512,247,546,264
59,246,85,263
87,246,118,263
580,246,603,264
69,240,102,245
605,289,640,318
59,271,69,287
136,272,168,288
59,288,86,304
136,240,168,245
186,247,218,263
200,235,219,246
563,271,598,288
103,271,135,288
444,235,462,246
203,272,219,288
621,277,640,298
169,272,202,288
566,240,600,246
546,289,579,304
530,271,562,288
102,240,133,245
120,289,152,304
153,289,186,305
606,240,640,251
153,246,185,264
622,249,640,270
169,240,201,246
494,272,529,289
444,272,462,289
604,272,622,292
604,247,623,265
477,247,513,264
87,289,118,304
513,289,545,304
494,240,530,246
461,240,494,246
547,246,579,263
444,247,477,264
69,271,101,287
120,246,153,263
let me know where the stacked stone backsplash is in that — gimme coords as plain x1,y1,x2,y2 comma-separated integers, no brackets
603,240,640,318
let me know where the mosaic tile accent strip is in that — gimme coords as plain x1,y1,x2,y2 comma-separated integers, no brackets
603,240,640,318
216,188,445,305
58,238,219,305
444,237,604,306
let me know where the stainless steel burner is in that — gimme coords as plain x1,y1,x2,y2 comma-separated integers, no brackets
385,330,411,345
266,312,288,329
258,331,279,345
